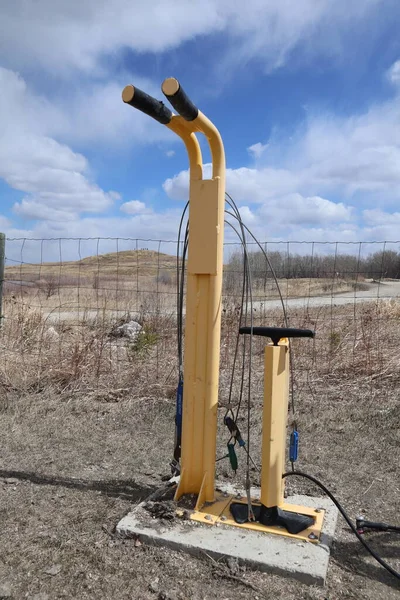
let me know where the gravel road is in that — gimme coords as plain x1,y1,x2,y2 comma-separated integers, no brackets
43,281,400,322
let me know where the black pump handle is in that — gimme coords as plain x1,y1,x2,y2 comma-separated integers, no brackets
122,85,172,125
162,78,199,122
239,326,315,346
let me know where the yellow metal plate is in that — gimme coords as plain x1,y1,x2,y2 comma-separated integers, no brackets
185,495,324,543
187,178,221,275
217,497,324,542
189,492,232,525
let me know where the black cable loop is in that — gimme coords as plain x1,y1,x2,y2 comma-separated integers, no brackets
176,202,189,375
283,471,400,581
224,199,297,419
224,218,254,521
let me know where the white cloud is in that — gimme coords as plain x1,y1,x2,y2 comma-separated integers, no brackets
163,89,400,207
0,68,117,220
2,209,186,263
237,206,256,223
166,150,176,158
362,208,400,226
0,1,223,74
120,200,150,215
3,199,400,267
163,163,299,202
164,160,356,239
259,194,352,226
13,200,78,222
0,1,385,76
0,66,173,155
163,86,400,241
387,59,400,86
293,102,400,197
227,167,301,202
0,216,11,229
1,1,399,251
225,192,354,243
247,142,268,159
109,191,122,201
215,0,384,77
56,79,175,147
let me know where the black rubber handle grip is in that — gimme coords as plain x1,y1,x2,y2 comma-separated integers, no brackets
239,327,315,346
162,78,198,122
122,85,172,125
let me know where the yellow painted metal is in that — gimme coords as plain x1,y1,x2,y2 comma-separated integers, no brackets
190,491,232,525
183,494,324,542
162,78,224,179
123,79,324,545
187,179,221,275
166,116,203,182
217,497,324,542
185,339,325,542
123,79,226,506
175,173,225,503
191,111,225,179
184,338,324,542
159,81,226,506
261,343,289,508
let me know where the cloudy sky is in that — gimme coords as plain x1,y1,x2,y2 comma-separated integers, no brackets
1,0,400,258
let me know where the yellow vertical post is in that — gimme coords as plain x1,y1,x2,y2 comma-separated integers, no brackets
176,177,225,507
161,78,226,508
122,78,225,508
175,149,225,508
260,342,289,508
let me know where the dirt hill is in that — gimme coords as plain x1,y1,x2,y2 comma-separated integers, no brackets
5,249,178,281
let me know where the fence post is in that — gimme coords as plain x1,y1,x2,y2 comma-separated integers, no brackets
0,233,5,326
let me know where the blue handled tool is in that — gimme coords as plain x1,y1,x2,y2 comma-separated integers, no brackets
289,430,299,463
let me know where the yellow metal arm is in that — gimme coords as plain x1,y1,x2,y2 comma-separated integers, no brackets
122,79,226,507
166,118,203,182
162,78,225,179
161,78,225,506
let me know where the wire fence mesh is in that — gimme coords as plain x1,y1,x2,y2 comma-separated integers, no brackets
1,237,399,403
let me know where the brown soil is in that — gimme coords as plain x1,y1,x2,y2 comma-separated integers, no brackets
0,366,399,599
0,295,399,599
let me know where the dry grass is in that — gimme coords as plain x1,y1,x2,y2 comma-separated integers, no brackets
4,249,361,320
226,275,358,299
0,301,176,395
0,256,399,598
1,248,367,393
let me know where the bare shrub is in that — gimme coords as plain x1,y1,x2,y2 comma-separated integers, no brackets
156,270,173,286
38,275,59,299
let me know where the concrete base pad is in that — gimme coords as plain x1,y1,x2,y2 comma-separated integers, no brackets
117,485,338,586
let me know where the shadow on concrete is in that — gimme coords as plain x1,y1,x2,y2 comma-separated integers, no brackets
0,468,155,502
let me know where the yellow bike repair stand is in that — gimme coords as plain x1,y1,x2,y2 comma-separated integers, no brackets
121,78,324,544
